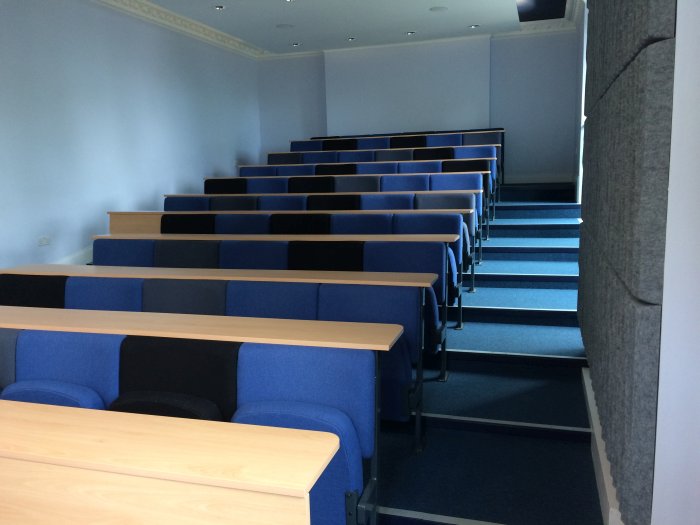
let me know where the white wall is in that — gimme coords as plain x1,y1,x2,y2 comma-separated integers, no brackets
0,0,261,266
324,37,492,136
491,31,582,184
257,54,327,160
651,0,700,521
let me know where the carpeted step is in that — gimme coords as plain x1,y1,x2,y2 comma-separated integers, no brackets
473,259,579,276
459,287,578,310
499,183,577,203
488,219,581,238
495,202,581,219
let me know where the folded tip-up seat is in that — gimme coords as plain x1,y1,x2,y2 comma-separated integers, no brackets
268,153,302,165
93,239,156,267
154,240,219,269
307,194,362,210
303,151,338,164
330,214,392,234
288,176,336,194
315,163,357,176
161,214,216,234
65,277,143,312
164,196,210,212
258,194,307,210
226,281,319,320
291,140,323,152
357,137,389,150
239,166,276,178
246,177,288,194
338,150,374,163
426,134,462,147
219,240,289,270
334,175,380,193
322,138,358,151
205,178,247,195
360,193,414,210
375,149,412,162
142,279,227,315
356,161,398,174
209,196,258,211
397,161,441,174
379,174,429,192
277,164,315,177
0,274,68,309
215,214,271,234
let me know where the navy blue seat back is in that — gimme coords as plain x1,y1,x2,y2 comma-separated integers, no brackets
380,174,429,192
93,239,155,267
65,277,143,312
315,163,357,175
356,162,397,174
334,176,380,193
375,150,412,162
226,281,319,320
288,242,364,271
358,137,389,149
153,240,219,268
430,173,483,213
394,213,463,264
269,214,331,234
398,161,441,174
291,140,322,152
161,214,215,234
247,177,288,194
360,194,413,210
268,153,302,165
239,166,276,178
288,176,335,194
209,196,258,211
219,241,288,269
205,178,247,195
414,193,477,240
164,196,210,211
303,152,337,164
142,279,227,315
258,195,306,210
215,214,270,234
277,164,315,177
307,194,361,210
338,151,374,163
426,134,461,147
323,138,357,151
330,214,393,234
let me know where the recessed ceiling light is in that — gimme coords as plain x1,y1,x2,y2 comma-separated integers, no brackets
213,5,225,10
276,23,294,29
285,0,295,2
406,31,416,36
347,37,356,42
291,42,301,47
429,6,448,12
468,24,480,29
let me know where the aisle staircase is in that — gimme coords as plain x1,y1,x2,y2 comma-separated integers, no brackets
378,185,603,525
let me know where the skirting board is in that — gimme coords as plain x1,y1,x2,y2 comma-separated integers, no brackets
55,246,92,265
582,368,625,525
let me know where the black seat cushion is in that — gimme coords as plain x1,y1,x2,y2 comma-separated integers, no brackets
442,159,490,172
390,135,427,149
307,194,361,210
315,163,357,175
204,178,247,195
413,147,455,161
322,138,357,151
269,214,331,234
109,390,223,420
288,242,364,271
153,240,219,268
0,274,67,308
288,176,335,193
161,214,216,234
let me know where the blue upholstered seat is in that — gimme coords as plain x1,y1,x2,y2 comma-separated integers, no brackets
239,166,276,178
258,195,306,210
356,162,397,174
226,281,319,320
219,241,289,269
380,174,429,192
330,214,393,234
290,140,323,152
398,161,441,174
375,149,412,162
338,151,374,163
393,213,463,264
429,173,484,215
276,164,315,177
164,196,210,211
303,151,338,164
65,277,143,312
357,137,389,150
215,214,271,234
246,177,288,194
360,193,413,210
426,134,462,147
334,176,380,193
92,239,155,267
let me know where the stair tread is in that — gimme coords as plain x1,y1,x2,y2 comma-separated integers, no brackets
483,237,580,248
476,260,579,276
461,287,578,310
491,218,581,226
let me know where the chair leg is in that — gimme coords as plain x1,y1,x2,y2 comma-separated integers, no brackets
438,339,449,382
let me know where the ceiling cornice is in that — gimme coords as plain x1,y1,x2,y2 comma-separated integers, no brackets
92,0,268,59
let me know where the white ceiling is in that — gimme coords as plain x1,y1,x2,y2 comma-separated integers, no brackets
147,0,523,55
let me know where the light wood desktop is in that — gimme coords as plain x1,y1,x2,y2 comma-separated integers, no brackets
0,400,338,525
165,189,482,198
95,233,459,244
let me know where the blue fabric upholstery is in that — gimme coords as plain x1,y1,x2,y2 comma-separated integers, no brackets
323,138,357,151
234,400,363,525
209,196,258,211
334,176,380,193
215,214,271,234
154,240,219,269
1,379,105,409
315,163,356,176
14,330,122,406
246,177,288,194
426,134,462,147
277,164,315,177
429,173,483,214
239,166,276,178
237,343,375,458
390,136,426,149
164,197,210,211
357,137,389,149
360,194,413,210
226,281,319,320
303,152,337,164
398,161,441,174
142,279,227,315
258,195,306,210
92,239,155,267
393,213,463,264
364,242,446,303
204,178,246,195
356,162,397,174
219,241,288,269
330,214,392,234
380,174,429,192
375,149,412,162
338,151,374,163
291,140,322,152
267,153,302,165
65,277,143,312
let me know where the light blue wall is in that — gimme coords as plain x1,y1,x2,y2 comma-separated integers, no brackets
491,31,582,183
0,0,261,266
258,54,327,158
324,37,492,136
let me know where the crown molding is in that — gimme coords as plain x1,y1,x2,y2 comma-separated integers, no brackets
92,0,268,59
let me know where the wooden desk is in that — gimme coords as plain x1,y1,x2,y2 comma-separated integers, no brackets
0,400,338,525
307,129,505,141
0,305,401,351
237,160,494,170
96,233,459,244
107,209,473,235
165,189,482,198
4,264,437,288
269,145,500,156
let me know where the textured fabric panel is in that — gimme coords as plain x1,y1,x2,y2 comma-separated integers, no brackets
302,151,338,164
397,161,441,174
380,175,429,192
330,214,393,234
288,176,336,193
357,137,389,149
306,194,361,210
0,329,18,389
375,149,412,162
15,330,123,406
461,131,504,146
153,240,219,269
276,164,315,177
360,194,414,210
288,242,364,271
219,241,288,270
164,197,210,211
215,214,271,234
314,163,357,175
269,214,331,234
291,140,322,152
414,193,476,214
1,380,105,409
109,390,223,420
582,40,675,304
426,134,462,147
356,162,397,174
209,196,258,211
442,159,490,173
237,343,376,458
393,214,463,264
390,135,427,149
586,0,676,113
430,174,484,214
204,178,247,195
578,234,661,525
258,195,307,210
239,166,276,177
246,177,288,194
142,279,227,315
226,281,319,320
65,277,143,312
412,147,455,161
334,176,380,193
92,239,155,267
119,336,240,421
322,138,358,151
338,150,374,163
453,145,497,159
267,153,302,165
234,401,363,525
161,214,216,234
0,274,67,308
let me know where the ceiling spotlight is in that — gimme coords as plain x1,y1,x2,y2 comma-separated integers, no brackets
291,42,301,47
468,24,480,29
429,6,448,12
347,37,356,42
406,31,416,36
213,5,225,10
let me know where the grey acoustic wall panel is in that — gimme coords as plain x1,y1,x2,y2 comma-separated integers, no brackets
585,0,676,113
582,39,675,305
579,226,662,525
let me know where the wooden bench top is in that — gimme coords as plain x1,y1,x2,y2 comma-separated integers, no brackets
109,208,474,216
4,264,438,288
95,233,460,243
0,305,401,351
238,159,495,169
306,129,505,141
270,144,501,156
165,189,482,198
